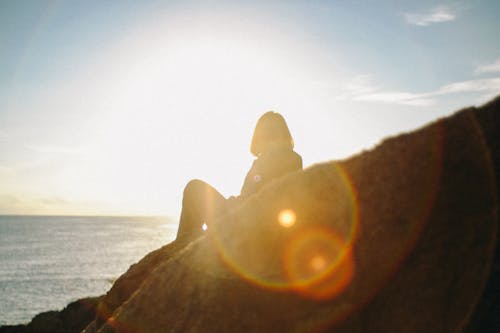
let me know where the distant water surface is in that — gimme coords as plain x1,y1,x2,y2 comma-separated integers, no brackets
0,215,176,325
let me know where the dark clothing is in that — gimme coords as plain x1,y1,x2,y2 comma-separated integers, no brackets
240,147,302,197
176,147,302,242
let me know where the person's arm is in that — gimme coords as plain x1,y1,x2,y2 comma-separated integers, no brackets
240,159,259,197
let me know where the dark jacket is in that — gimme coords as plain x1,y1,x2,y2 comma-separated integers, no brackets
240,146,302,197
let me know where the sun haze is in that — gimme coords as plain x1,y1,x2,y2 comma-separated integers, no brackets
0,1,499,216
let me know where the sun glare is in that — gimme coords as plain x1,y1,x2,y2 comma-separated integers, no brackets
21,15,317,215
82,29,306,214
278,209,296,227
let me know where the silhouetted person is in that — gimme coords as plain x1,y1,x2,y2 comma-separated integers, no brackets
176,111,302,242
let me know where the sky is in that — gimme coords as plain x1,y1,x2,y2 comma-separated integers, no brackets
0,0,499,216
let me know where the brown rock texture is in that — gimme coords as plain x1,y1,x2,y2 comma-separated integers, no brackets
0,297,101,333
84,96,499,333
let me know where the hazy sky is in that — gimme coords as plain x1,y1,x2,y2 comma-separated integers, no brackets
1,0,499,216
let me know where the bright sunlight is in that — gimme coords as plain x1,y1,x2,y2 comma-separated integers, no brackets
62,19,318,216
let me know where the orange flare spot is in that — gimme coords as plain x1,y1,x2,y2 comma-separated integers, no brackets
278,209,296,228
284,226,354,300
310,255,327,272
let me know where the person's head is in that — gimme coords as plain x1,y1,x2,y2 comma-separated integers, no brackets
250,111,294,157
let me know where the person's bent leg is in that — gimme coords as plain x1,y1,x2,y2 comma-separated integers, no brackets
176,179,226,242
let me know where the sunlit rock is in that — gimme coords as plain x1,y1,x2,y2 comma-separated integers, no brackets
82,96,499,333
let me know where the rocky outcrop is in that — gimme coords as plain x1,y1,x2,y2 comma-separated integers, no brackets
92,240,188,328
81,96,499,332
0,297,101,333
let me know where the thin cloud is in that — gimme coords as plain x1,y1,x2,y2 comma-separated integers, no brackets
355,91,433,107
344,75,379,95
404,6,456,26
475,58,500,74
344,75,432,106
345,75,500,106
0,193,112,215
436,78,500,94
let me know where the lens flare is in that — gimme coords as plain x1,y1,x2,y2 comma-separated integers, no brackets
284,226,354,300
202,223,208,231
278,209,296,228
209,163,359,299
310,255,327,271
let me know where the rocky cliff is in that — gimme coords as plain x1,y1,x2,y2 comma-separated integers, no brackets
80,96,499,333
3,97,499,333
0,297,101,333
80,95,500,333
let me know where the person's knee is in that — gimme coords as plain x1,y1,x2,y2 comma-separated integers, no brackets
184,179,205,193
183,179,205,202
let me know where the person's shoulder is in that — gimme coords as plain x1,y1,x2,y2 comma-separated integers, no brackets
276,148,302,168
277,148,301,159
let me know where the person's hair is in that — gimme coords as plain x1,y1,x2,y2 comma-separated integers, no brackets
250,111,294,156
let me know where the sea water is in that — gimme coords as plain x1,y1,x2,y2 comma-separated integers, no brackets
0,215,177,325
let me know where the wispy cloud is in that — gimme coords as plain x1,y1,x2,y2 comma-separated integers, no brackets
344,75,500,106
436,78,500,94
0,193,114,215
355,91,434,106
404,6,456,26
475,58,500,74
342,75,433,106
344,75,379,95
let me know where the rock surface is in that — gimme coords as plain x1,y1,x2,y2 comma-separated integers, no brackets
2,97,498,332
80,96,500,333
0,297,101,333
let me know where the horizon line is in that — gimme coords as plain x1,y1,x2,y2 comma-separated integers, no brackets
0,214,175,219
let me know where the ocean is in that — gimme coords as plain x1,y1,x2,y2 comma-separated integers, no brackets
0,215,177,326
